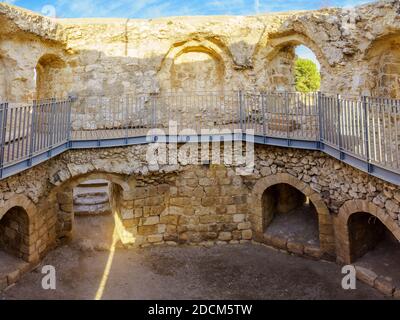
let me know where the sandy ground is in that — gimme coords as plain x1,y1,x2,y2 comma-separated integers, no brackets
265,204,320,246
355,239,400,289
0,214,389,300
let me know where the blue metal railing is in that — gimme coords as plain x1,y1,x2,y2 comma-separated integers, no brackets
0,91,399,185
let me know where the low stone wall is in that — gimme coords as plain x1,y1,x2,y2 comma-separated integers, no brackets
0,143,399,251
115,165,252,247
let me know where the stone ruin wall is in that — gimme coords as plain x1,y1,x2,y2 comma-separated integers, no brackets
0,0,400,106
0,143,399,265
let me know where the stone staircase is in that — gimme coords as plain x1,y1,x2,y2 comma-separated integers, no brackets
73,179,111,216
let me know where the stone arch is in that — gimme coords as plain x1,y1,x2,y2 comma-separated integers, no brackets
363,33,400,98
253,33,330,92
0,55,7,101
0,195,41,262
158,39,232,93
61,171,133,192
249,173,334,255
335,199,400,264
35,53,70,100
49,170,135,241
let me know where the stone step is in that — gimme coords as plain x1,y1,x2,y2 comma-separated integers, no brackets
77,181,109,188
74,184,109,195
74,202,111,216
74,192,109,206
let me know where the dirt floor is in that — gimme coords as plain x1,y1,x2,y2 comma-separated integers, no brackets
265,204,320,246
355,239,400,288
0,251,25,276
0,214,388,300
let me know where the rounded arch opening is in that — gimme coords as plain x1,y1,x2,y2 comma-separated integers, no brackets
0,206,30,262
364,33,400,99
262,183,319,247
70,178,116,251
0,55,8,101
346,210,400,288
158,39,231,94
170,46,224,93
348,211,400,262
255,34,326,93
267,43,321,93
53,171,134,249
35,54,69,100
251,173,334,256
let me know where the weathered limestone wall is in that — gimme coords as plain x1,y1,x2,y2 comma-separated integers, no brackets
367,35,400,98
0,143,399,262
0,1,400,103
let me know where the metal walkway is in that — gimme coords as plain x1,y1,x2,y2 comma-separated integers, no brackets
0,91,399,186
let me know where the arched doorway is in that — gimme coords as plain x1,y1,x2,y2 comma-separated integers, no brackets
336,200,400,292
262,183,319,247
250,173,335,257
348,212,392,262
348,211,400,274
0,206,31,280
72,178,114,251
53,171,135,249
255,34,325,93
0,207,29,259
254,35,325,139
347,211,400,291
294,45,321,93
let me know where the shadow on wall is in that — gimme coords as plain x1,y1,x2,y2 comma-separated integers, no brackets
364,33,400,99
0,207,29,260
35,54,73,101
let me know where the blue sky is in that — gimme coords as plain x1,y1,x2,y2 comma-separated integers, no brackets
3,0,374,19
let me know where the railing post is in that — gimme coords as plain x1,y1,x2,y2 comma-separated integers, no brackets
28,100,37,166
285,91,289,139
363,95,371,171
67,97,73,145
151,93,157,130
238,90,244,132
49,98,56,150
0,102,8,178
261,92,267,137
125,95,129,140
337,94,343,156
317,91,323,143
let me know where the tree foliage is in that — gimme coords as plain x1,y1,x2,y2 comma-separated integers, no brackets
295,58,321,93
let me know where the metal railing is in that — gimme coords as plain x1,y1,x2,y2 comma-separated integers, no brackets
0,98,71,172
0,91,399,183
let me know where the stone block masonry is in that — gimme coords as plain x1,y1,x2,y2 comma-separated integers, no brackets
1,1,400,104
110,164,252,247
0,143,398,255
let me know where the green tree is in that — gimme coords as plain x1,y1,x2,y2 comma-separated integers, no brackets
295,58,321,93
